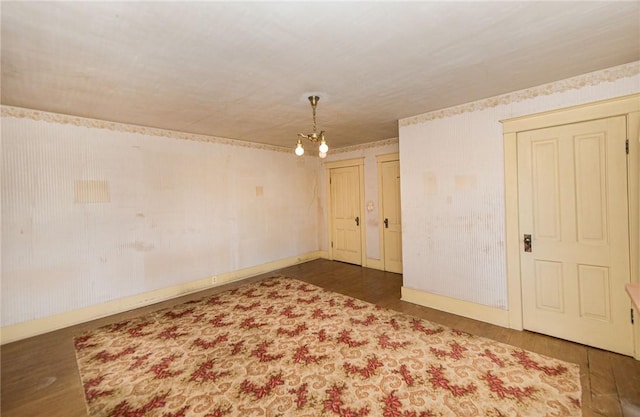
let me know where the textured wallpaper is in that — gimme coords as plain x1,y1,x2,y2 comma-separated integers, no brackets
1,119,321,326
399,62,640,310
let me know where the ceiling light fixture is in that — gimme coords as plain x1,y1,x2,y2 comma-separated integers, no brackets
295,95,328,158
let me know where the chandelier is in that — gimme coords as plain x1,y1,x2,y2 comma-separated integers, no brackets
295,95,329,158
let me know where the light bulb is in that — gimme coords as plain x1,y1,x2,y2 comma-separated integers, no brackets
295,140,304,156
319,151,327,159
319,139,328,153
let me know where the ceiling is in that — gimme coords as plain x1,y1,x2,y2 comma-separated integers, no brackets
2,2,639,151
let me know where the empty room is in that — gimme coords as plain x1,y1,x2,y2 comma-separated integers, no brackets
1,2,640,417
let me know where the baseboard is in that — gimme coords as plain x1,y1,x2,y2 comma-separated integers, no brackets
401,286,510,329
633,306,640,361
0,251,324,345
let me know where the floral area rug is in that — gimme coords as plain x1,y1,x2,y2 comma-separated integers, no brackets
74,276,582,417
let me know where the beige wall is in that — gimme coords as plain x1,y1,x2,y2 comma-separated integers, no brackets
1,113,322,328
399,62,640,312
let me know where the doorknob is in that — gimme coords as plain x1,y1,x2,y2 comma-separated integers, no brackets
384,218,389,228
355,216,360,226
523,234,532,252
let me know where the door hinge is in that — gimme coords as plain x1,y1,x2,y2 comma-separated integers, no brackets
632,308,635,325
331,241,334,248
626,139,630,155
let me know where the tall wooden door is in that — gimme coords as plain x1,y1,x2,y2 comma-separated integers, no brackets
381,159,402,273
517,116,633,355
330,165,362,265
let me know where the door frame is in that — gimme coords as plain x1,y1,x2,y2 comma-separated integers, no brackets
325,157,366,266
377,153,400,272
501,93,640,357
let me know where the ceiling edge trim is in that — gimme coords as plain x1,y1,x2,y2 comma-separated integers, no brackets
399,61,640,127
331,138,399,154
0,105,398,154
0,105,293,154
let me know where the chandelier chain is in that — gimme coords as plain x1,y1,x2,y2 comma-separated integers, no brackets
295,95,328,158
312,103,317,134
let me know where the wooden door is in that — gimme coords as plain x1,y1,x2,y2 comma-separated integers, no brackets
517,116,633,355
381,159,402,273
330,165,362,265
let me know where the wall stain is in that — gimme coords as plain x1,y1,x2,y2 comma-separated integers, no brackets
119,241,155,252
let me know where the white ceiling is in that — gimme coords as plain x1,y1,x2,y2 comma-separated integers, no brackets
2,2,639,150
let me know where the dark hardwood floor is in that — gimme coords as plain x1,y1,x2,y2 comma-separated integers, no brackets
2,259,639,416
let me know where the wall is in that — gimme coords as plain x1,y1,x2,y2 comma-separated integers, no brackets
1,110,322,329
399,62,640,312
321,139,399,265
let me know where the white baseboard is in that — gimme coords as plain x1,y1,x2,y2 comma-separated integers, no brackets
401,286,510,329
1,251,324,345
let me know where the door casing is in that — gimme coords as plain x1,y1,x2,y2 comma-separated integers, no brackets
517,116,631,355
502,93,640,358
377,153,402,273
325,158,366,266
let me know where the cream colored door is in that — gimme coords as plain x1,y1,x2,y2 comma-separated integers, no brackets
517,116,633,355
381,160,402,273
330,165,362,265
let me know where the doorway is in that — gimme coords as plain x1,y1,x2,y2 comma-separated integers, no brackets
377,153,402,273
502,94,640,357
326,158,365,265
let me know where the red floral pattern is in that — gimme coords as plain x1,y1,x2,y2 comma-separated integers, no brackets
239,373,284,399
75,276,581,416
382,391,435,417
189,359,231,383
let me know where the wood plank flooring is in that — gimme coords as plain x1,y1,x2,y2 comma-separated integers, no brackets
2,259,639,416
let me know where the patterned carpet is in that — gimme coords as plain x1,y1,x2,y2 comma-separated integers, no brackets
74,276,582,416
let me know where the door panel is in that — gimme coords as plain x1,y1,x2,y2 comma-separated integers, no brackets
577,264,610,321
330,166,362,265
531,139,561,240
575,133,608,244
381,160,402,273
534,260,564,312
517,116,632,355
